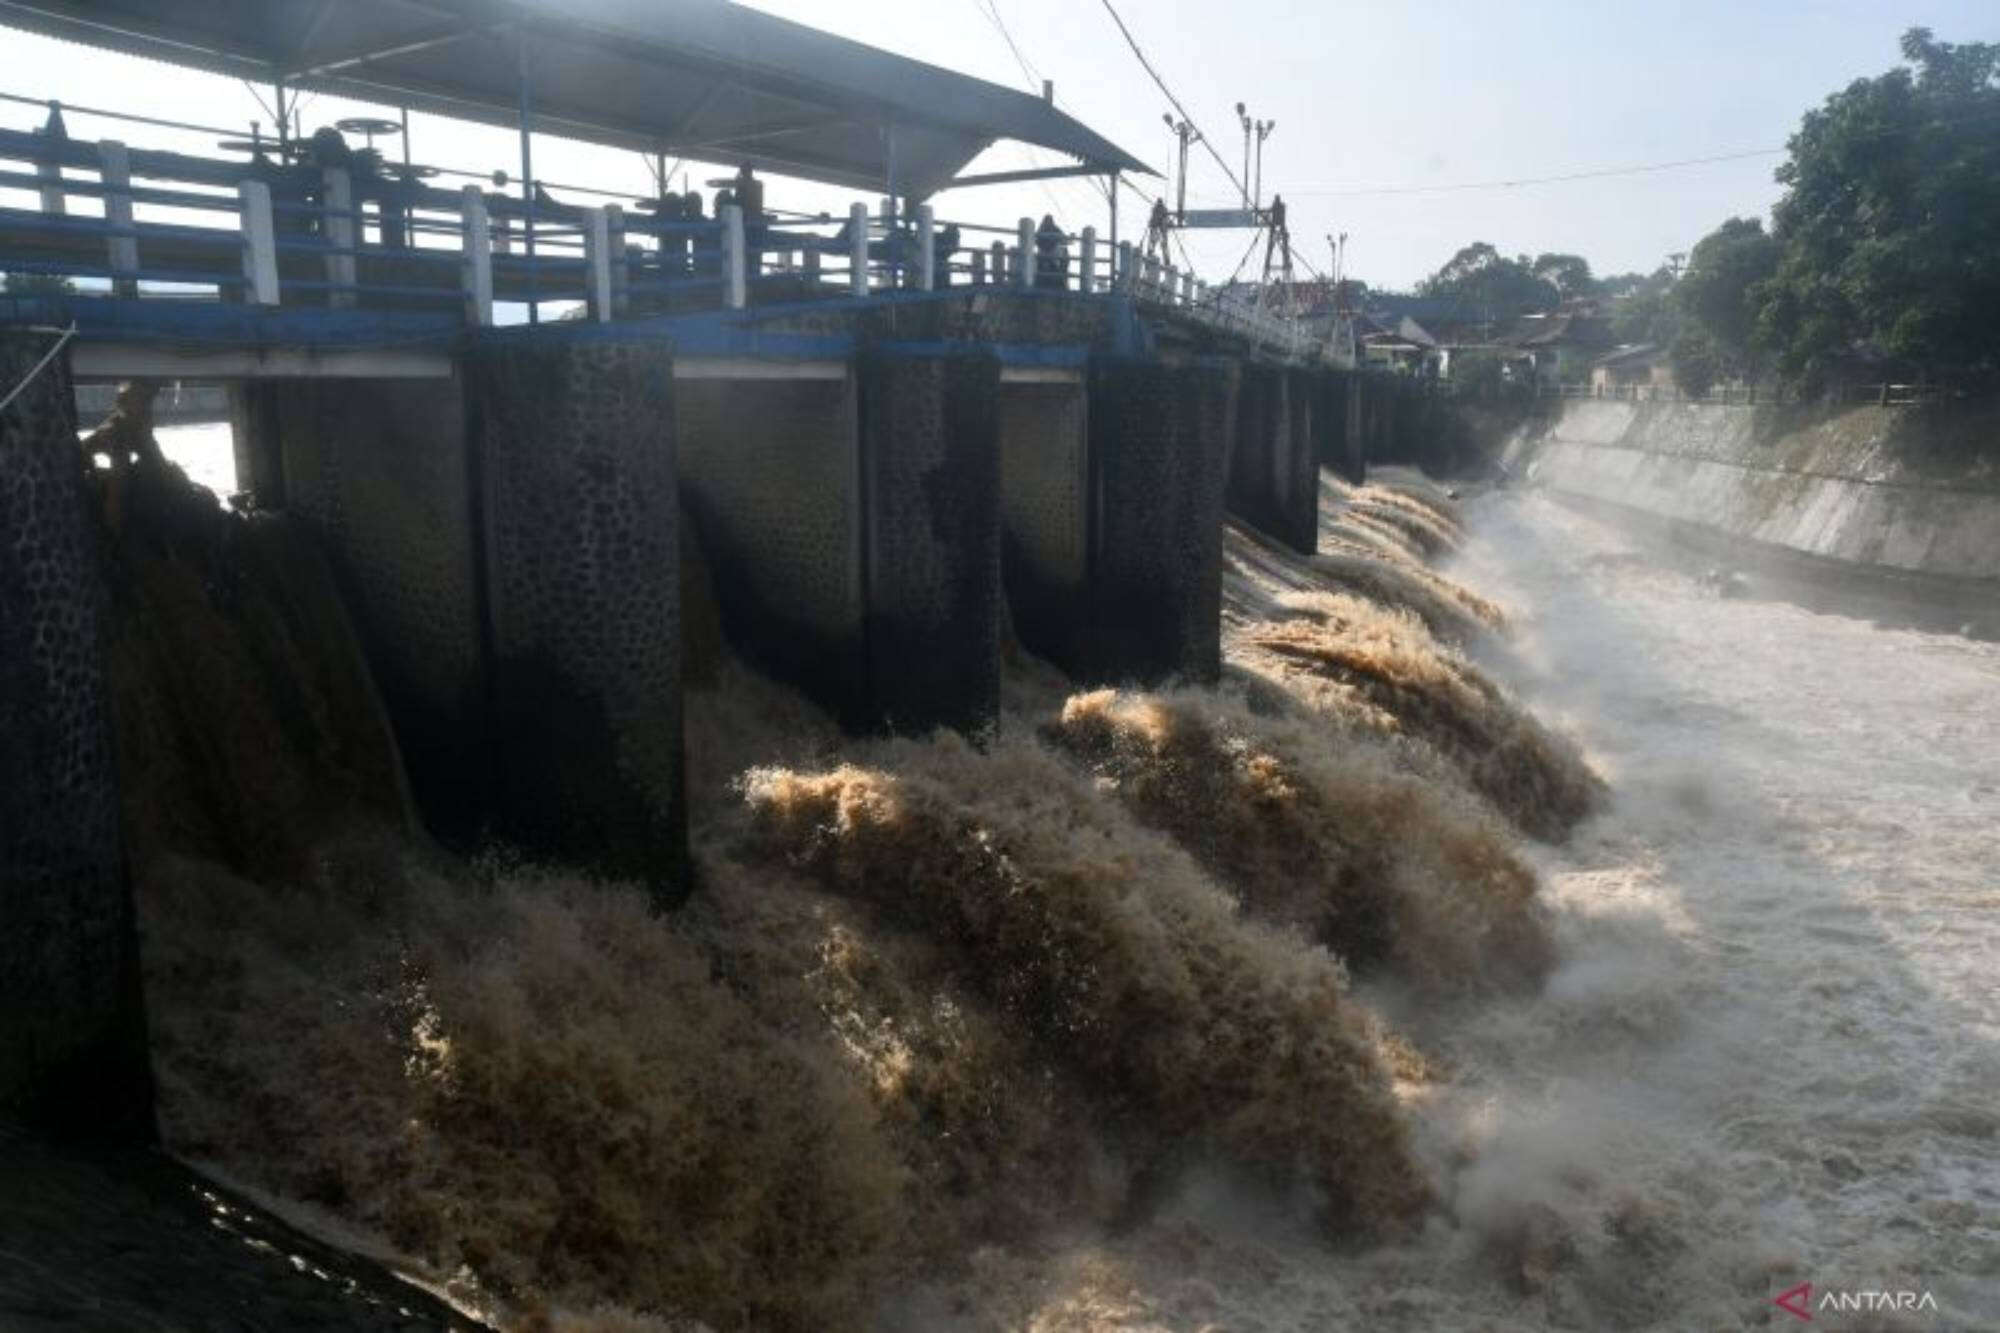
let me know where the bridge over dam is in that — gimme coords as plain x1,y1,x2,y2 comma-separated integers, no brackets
0,0,1455,1156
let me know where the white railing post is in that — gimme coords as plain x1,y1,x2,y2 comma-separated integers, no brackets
1116,241,1134,292
971,248,986,285
321,166,357,308
722,203,747,309
1079,226,1097,293
460,185,493,326
848,201,870,297
583,206,613,322
916,203,935,292
1182,271,1195,305
98,140,137,298
605,204,628,318
237,179,279,306
35,135,64,217
1164,264,1178,305
1017,217,1035,289
879,196,898,287
990,239,1006,286
803,245,822,282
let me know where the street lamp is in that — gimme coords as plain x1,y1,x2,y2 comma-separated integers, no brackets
1162,112,1200,220
1253,119,1275,210
1237,102,1252,209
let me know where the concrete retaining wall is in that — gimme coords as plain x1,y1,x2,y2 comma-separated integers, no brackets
0,332,152,1139
999,375,1091,670
1520,399,2000,581
238,379,487,834
677,368,865,709
677,351,1004,734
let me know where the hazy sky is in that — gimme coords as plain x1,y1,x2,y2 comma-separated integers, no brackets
4,1,1993,290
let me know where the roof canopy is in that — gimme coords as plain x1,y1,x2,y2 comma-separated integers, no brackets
0,0,1152,196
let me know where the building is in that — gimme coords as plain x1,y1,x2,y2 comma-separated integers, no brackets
1589,343,1672,393
1501,299,1617,384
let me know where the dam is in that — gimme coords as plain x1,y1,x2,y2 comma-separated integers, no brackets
4,3,1998,1331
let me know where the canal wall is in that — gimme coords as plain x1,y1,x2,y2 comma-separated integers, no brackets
1508,397,2000,619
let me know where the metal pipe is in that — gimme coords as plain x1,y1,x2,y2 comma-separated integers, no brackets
517,30,536,322
0,90,240,140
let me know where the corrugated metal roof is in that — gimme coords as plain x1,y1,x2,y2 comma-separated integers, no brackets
0,0,1153,195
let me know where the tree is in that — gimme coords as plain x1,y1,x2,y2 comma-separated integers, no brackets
1754,28,2000,386
1675,217,1778,374
1610,267,1682,347
1416,242,1560,317
1597,271,1653,300
1531,252,1596,300
1671,329,1722,397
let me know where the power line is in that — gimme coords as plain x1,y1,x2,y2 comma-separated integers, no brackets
1094,0,1248,204
1282,103,2000,200
976,0,1040,89
1284,147,1786,199
962,0,1108,221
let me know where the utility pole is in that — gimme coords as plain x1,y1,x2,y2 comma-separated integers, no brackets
1161,112,1199,220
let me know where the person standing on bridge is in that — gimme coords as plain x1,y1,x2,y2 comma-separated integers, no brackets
1035,214,1070,290
934,222,962,288
1144,196,1172,261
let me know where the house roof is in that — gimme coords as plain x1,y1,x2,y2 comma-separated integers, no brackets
0,0,1153,196
1502,310,1615,349
1592,342,1662,368
1357,310,1438,348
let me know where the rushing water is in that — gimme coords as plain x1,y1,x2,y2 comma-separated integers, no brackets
904,487,2000,1331
1437,490,2000,1328
143,417,1998,1329
154,420,235,500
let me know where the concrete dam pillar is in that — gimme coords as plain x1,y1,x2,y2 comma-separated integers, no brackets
1226,363,1320,554
857,347,1003,735
1083,357,1232,684
0,330,153,1139
467,336,685,898
678,348,1002,736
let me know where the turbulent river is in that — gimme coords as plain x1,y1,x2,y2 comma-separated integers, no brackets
143,422,1999,1331
977,489,2000,1332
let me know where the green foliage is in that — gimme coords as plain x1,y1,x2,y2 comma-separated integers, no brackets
1446,347,1507,395
1417,242,1559,315
1671,330,1722,397
1675,217,1778,373
1754,27,2000,386
1611,267,1683,347
1531,252,1596,299
1597,271,1654,299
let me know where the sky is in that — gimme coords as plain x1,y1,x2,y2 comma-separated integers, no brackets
3,1,1994,291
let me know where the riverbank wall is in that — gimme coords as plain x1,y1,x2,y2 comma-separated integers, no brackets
1496,396,2000,627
